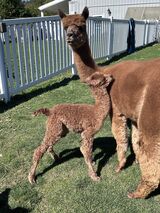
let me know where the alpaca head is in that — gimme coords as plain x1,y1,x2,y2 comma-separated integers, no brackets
58,7,89,49
86,72,113,89
86,73,113,114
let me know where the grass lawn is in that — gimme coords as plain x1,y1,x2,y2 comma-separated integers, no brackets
0,44,160,213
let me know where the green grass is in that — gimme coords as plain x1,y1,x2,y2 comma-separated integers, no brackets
1,44,160,213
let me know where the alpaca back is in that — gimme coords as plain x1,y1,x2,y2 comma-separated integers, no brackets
50,104,97,132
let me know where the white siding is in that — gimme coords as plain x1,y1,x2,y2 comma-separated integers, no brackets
69,0,160,19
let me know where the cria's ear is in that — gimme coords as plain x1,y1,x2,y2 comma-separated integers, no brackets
86,72,103,86
58,9,66,19
104,74,113,86
81,7,89,20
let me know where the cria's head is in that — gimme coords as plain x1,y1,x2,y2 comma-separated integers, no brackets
86,72,113,88
58,7,89,49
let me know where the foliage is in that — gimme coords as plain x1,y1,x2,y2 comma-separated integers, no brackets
0,0,31,19
0,0,52,19
26,0,54,17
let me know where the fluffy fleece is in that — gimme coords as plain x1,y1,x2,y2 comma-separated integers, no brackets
59,7,160,198
28,72,113,184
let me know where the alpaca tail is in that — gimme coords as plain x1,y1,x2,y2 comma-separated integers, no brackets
33,108,50,117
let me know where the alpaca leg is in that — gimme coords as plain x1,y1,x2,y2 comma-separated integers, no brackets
80,130,100,181
131,123,140,163
47,123,68,160
47,145,60,161
28,143,50,184
128,178,159,199
112,114,128,172
28,120,64,184
128,150,160,198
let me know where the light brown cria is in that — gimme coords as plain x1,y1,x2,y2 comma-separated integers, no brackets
28,73,113,184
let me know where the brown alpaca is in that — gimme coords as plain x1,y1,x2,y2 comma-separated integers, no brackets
58,7,160,199
28,73,113,184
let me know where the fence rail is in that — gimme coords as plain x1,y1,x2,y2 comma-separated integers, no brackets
0,16,159,102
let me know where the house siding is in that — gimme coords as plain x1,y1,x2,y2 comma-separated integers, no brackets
69,0,160,19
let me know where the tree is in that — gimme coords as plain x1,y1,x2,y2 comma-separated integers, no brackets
0,0,54,19
0,0,31,19
25,0,53,17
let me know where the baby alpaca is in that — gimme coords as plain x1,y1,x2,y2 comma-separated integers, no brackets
28,73,113,184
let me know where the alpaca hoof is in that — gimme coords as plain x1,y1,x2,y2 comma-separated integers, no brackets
115,165,122,173
128,192,135,199
92,161,96,166
90,174,101,182
127,192,144,199
135,159,139,164
28,174,36,184
49,153,60,161
115,161,126,173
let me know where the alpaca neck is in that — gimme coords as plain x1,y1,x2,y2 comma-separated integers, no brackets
73,40,97,81
92,87,111,118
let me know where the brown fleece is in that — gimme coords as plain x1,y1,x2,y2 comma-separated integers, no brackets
28,73,113,184
59,7,160,198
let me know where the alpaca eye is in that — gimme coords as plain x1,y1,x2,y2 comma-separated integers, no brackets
79,26,84,32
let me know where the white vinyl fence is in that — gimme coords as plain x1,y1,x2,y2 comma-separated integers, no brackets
0,16,158,102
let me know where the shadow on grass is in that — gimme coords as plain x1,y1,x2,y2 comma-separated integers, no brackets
0,188,30,213
35,135,160,198
98,51,129,66
94,135,135,176
123,132,136,171
36,135,138,180
93,137,116,176
98,42,155,67
0,75,79,113
36,136,117,179
147,187,160,199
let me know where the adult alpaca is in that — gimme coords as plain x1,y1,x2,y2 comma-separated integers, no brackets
58,7,160,199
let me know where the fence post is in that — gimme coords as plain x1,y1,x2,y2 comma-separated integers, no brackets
108,17,113,59
0,22,10,103
143,20,147,46
71,51,77,76
155,20,159,42
144,20,149,45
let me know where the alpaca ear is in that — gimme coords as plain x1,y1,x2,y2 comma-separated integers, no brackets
81,7,89,20
58,9,66,19
86,72,101,86
87,78,100,86
104,74,113,86
85,75,93,85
